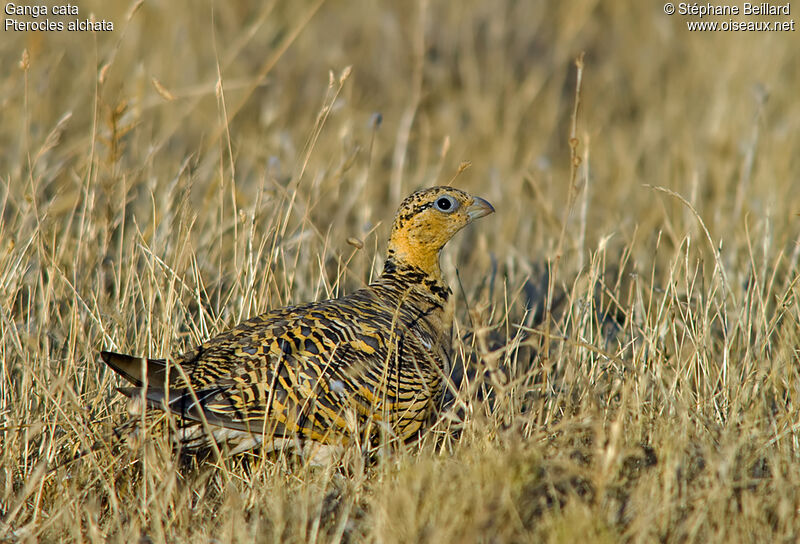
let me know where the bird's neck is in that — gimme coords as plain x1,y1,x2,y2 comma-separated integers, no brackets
376,254,451,304
385,234,444,278
372,255,455,350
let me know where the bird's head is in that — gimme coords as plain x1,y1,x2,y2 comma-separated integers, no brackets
386,186,494,277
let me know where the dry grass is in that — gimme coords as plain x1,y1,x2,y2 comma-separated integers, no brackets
2,1,800,542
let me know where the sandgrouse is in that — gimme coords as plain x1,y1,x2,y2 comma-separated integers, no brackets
101,186,494,459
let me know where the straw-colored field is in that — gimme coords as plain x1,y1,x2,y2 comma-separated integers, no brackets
2,1,799,541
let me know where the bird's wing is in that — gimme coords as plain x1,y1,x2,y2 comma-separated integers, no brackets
103,289,444,443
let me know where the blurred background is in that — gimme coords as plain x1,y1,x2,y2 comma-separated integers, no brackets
3,1,798,284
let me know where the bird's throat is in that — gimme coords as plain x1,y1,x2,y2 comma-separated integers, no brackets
386,239,443,280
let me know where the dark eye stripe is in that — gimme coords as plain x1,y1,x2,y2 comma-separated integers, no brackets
394,194,459,226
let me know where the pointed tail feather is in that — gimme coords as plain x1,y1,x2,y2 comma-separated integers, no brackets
99,351,286,454
100,351,172,388
101,352,246,430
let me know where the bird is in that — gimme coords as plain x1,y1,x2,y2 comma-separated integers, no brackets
100,186,494,462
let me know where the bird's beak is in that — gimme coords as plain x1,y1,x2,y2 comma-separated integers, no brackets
466,197,495,221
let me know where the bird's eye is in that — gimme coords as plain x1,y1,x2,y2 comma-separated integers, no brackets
433,196,457,213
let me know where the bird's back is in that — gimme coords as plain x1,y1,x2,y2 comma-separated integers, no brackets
104,274,452,454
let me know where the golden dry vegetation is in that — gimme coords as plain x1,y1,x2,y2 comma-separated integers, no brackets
1,1,800,542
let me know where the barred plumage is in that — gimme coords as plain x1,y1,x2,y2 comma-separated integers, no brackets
101,186,493,459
